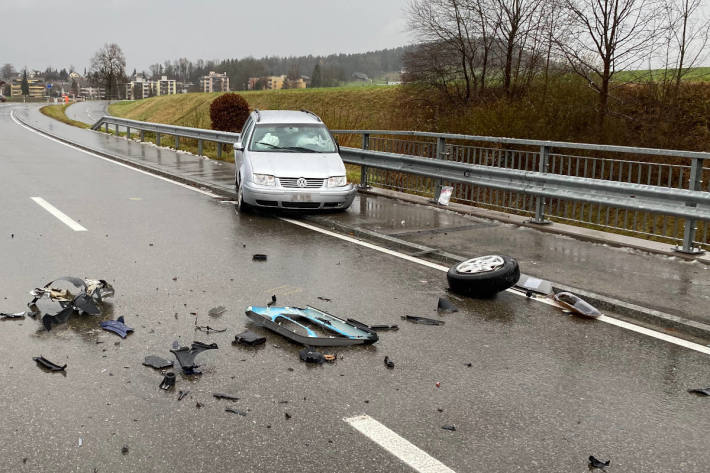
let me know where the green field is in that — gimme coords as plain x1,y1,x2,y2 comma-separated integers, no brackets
613,66,710,83
39,103,89,128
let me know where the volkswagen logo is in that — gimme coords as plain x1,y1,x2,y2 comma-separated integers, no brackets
296,178,307,188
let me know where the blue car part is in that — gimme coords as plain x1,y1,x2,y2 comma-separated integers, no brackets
100,316,134,338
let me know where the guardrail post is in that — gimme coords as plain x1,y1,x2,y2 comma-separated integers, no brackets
529,145,551,224
433,137,446,201
156,132,161,146
217,143,223,159
359,133,370,189
676,157,704,254
174,135,179,150
115,124,119,136
198,139,203,156
104,123,109,133
126,127,130,139
140,130,145,142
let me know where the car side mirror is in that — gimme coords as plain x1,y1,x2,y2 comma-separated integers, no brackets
334,138,340,153
235,141,244,151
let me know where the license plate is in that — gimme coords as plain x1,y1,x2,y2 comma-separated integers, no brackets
293,193,312,202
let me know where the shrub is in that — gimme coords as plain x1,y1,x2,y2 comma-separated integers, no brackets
209,93,250,132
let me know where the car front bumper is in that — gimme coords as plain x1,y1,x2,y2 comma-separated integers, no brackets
242,183,356,209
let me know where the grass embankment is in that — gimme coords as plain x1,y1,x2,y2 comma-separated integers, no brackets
39,103,89,129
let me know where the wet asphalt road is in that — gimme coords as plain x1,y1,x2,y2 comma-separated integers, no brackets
65,100,109,125
3,102,710,472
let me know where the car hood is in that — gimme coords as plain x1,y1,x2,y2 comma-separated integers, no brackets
248,152,346,178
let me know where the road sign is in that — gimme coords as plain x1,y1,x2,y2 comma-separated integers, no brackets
47,84,52,88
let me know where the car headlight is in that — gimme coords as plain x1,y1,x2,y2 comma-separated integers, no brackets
252,173,276,186
327,176,347,187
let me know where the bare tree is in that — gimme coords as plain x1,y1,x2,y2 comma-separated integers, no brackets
556,0,661,127
663,0,710,90
1,63,16,80
90,43,126,100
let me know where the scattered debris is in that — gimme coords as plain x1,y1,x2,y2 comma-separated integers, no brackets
514,273,553,296
246,305,378,346
465,363,472,367
589,456,610,469
252,254,267,261
142,355,173,370
177,390,190,401
436,382,441,388
225,407,247,416
553,292,602,317
401,315,445,326
195,325,227,334
284,412,292,420
170,341,218,375
347,318,399,331
441,425,456,431
267,295,277,307
78,438,83,447
213,393,240,401
99,316,134,338
208,306,227,317
447,255,520,297
33,356,66,372
121,446,129,455
0,311,26,319
437,297,459,313
27,277,114,330
323,354,337,363
299,347,325,364
159,372,176,390
195,402,202,408
233,329,266,346
384,356,395,369
687,387,710,396
317,297,332,302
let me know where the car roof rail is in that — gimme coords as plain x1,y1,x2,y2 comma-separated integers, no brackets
300,109,321,122
254,109,261,122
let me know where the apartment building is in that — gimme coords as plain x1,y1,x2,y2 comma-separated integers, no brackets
125,75,152,100
10,77,46,97
200,71,230,93
247,75,307,90
155,75,177,96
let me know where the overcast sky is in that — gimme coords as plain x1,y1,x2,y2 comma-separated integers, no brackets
4,0,412,73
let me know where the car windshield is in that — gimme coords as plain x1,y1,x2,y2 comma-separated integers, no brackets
249,124,337,153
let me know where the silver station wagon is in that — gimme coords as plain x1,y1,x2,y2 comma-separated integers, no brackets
234,110,356,211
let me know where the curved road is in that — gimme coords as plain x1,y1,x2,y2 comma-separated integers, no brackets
65,100,110,125
2,102,710,472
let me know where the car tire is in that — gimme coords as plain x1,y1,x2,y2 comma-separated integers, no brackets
236,175,250,213
447,255,520,298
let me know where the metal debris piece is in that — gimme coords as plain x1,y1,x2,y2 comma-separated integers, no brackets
687,387,710,396
0,311,26,319
178,390,190,401
143,355,173,370
252,254,267,261
514,273,553,296
233,330,266,346
246,305,378,347
208,306,227,317
441,425,456,431
267,295,277,307
589,456,610,469
553,292,602,318
317,297,332,302
401,315,445,326
384,356,395,369
437,297,459,313
170,341,219,375
347,318,399,332
213,393,240,401
225,407,247,416
27,277,114,330
299,347,325,364
195,325,227,334
100,316,134,338
33,356,66,372
159,372,176,390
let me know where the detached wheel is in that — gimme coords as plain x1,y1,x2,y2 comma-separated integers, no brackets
447,255,520,298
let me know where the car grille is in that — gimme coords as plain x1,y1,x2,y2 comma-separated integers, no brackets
278,177,325,188
282,202,321,209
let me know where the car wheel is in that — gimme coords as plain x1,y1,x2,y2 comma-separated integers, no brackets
236,177,250,213
446,255,520,298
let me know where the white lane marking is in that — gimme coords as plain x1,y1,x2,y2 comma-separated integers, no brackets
282,217,710,355
14,109,710,356
10,110,220,198
344,415,456,473
31,197,87,231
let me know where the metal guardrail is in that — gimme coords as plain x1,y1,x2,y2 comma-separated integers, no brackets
90,115,710,254
92,116,239,159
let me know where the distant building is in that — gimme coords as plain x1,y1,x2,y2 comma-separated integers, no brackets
10,76,45,97
80,87,106,99
247,75,307,90
125,75,152,100
200,71,230,93
155,75,177,96
352,72,370,81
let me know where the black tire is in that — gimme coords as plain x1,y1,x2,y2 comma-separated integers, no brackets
447,255,520,298
236,174,250,213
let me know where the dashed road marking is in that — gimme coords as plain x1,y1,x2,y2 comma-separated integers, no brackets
31,197,87,231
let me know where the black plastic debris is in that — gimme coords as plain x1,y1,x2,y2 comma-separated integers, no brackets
437,297,459,313
401,315,445,326
317,297,332,302
170,341,218,375
100,316,134,338
143,355,173,370
441,425,457,431
213,393,240,401
589,456,610,469
299,347,325,364
177,390,190,401
252,254,267,261
0,311,26,319
233,330,266,346
347,318,399,332
384,356,395,369
284,412,292,420
33,356,66,372
27,277,114,330
122,445,129,455
267,295,277,307
225,407,247,416
687,387,710,396
207,306,227,317
195,325,227,334
159,372,176,390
